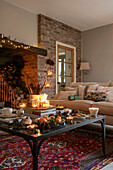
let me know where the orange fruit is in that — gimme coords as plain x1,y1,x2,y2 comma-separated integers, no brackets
39,118,47,123
57,116,61,119
44,116,50,120
56,117,61,123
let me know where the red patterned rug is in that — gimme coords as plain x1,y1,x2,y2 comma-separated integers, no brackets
0,128,113,170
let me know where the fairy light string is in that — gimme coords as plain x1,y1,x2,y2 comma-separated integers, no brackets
0,33,38,50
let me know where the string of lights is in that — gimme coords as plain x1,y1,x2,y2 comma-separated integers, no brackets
0,33,47,56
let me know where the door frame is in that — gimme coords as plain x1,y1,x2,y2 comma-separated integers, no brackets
56,41,76,93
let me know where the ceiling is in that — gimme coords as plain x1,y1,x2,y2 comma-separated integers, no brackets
4,0,113,31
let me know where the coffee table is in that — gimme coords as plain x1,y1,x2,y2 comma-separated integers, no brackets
0,115,106,170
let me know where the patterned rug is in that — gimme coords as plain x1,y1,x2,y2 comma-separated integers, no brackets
0,128,113,170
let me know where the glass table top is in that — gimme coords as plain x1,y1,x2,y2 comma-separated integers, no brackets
0,115,105,139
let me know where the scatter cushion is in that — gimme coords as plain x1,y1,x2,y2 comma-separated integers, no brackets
78,85,88,100
85,90,108,102
88,84,99,90
57,91,77,100
107,87,113,102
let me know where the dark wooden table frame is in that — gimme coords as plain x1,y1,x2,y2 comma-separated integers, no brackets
0,115,106,170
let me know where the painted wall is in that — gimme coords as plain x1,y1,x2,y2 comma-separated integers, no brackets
0,0,37,46
82,24,113,82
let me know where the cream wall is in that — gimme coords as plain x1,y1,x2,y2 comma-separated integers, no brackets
82,24,113,82
0,0,37,46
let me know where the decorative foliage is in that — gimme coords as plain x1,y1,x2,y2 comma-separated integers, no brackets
30,81,45,95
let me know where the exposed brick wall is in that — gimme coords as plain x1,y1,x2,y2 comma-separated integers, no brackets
21,53,37,87
38,14,81,99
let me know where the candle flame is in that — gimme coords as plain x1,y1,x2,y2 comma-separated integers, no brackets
20,103,26,108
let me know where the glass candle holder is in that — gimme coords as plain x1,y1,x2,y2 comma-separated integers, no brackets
89,107,99,117
66,116,74,124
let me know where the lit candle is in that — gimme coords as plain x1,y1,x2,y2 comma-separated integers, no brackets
20,103,26,108
66,116,74,124
47,70,52,76
1,40,5,43
32,104,37,108
66,116,73,120
43,103,50,108
45,81,50,87
28,124,38,129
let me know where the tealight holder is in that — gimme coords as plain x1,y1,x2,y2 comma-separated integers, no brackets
89,107,99,117
31,99,38,108
66,116,74,124
28,124,38,129
27,124,39,134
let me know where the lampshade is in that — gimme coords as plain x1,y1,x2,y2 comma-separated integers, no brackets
80,62,90,71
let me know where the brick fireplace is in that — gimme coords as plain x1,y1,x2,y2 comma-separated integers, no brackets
0,40,47,107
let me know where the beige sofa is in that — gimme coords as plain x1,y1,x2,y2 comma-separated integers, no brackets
50,81,113,126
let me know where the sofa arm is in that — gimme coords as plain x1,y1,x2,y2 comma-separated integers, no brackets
54,93,59,100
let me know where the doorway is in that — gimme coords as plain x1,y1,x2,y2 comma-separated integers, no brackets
56,42,76,93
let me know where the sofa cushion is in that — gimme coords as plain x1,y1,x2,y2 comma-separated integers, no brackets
57,91,77,100
107,87,113,102
85,90,108,102
88,84,99,90
109,80,113,87
78,85,88,100
91,102,113,116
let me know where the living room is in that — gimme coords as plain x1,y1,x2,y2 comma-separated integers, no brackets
0,0,113,169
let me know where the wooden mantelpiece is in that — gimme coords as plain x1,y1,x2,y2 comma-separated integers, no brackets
0,35,47,56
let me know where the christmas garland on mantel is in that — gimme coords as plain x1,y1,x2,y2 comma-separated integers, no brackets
0,34,47,56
